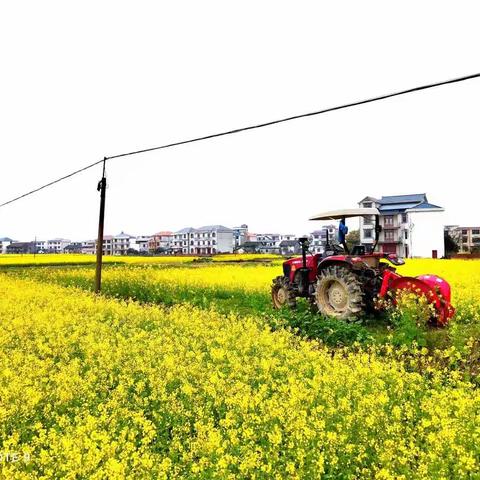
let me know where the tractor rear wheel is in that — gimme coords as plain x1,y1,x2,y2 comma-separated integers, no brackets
271,276,297,309
314,266,364,319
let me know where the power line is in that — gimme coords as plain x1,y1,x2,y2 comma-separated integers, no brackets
0,159,105,208
1,72,479,209
105,72,480,161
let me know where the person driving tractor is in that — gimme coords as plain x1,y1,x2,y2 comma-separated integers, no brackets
338,216,349,253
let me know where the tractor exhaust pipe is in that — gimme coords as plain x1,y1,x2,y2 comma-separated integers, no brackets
297,237,310,297
298,237,309,269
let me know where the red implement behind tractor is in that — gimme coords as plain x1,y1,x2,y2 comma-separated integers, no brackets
271,208,454,325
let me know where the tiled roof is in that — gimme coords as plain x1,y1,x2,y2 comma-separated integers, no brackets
358,196,379,203
379,202,421,212
379,194,426,205
407,202,443,210
197,225,233,232
176,227,197,234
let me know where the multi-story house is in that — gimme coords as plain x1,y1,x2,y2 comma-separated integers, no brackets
232,224,248,249
93,235,113,255
358,194,445,258
279,240,301,256
6,242,36,254
81,240,96,255
130,235,151,253
172,225,234,254
0,237,14,253
256,234,280,251
112,232,132,255
456,226,480,253
239,232,297,254
103,236,114,255
309,225,338,254
46,238,71,253
148,231,173,253
35,240,47,253
193,225,234,254
64,242,83,254
172,227,196,254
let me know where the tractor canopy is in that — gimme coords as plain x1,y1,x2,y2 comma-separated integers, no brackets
309,207,381,253
309,207,380,221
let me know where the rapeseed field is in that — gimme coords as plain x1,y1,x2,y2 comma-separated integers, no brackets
0,275,479,478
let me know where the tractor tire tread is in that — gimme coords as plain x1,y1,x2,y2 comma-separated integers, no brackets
314,265,365,320
271,276,297,309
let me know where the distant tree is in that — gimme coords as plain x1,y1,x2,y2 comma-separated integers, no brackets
444,231,459,256
346,230,360,252
155,247,166,254
126,248,138,255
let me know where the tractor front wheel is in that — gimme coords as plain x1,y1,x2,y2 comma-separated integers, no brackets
314,266,364,320
271,276,297,309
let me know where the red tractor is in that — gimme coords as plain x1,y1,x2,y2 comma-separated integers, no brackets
271,208,455,325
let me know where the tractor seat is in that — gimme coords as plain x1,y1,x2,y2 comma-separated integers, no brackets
351,245,366,255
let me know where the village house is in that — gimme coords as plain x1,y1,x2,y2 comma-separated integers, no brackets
0,237,13,254
358,194,445,258
148,231,173,253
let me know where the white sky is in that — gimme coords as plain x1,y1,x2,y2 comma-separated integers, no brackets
1,1,479,241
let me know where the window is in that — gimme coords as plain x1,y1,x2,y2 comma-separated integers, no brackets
384,216,394,226
462,236,468,243
404,230,408,239
462,230,468,235
402,213,408,223
385,231,395,241
364,229,372,239
473,229,480,235
363,216,373,225
212,232,216,237
363,202,372,208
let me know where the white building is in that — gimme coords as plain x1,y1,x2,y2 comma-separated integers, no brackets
34,238,71,253
46,238,71,253
232,224,248,249
359,194,445,258
81,240,96,255
112,232,132,255
172,227,196,254
92,235,113,255
129,235,150,253
309,225,338,254
173,225,234,254
0,237,13,254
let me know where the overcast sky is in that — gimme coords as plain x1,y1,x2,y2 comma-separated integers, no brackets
1,1,479,241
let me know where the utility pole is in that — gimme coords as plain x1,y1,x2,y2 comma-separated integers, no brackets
95,158,107,293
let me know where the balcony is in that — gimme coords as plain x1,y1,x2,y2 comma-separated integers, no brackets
380,239,402,244
382,224,400,230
